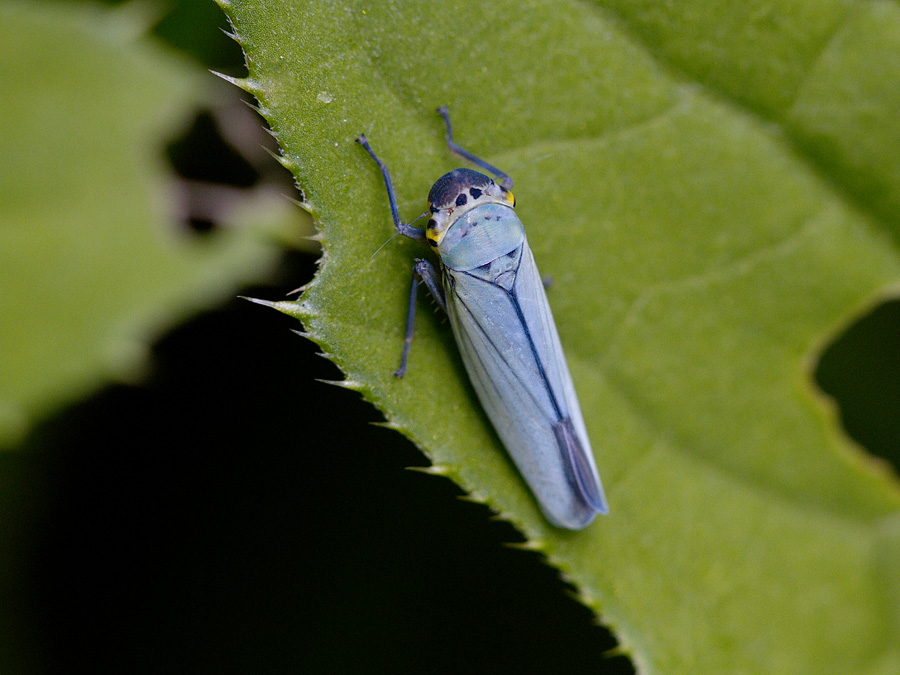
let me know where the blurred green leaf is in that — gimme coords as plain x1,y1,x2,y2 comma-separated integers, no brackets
0,1,288,446
219,0,900,672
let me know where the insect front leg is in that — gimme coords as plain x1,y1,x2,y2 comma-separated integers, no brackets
395,259,445,378
356,134,426,241
437,106,513,189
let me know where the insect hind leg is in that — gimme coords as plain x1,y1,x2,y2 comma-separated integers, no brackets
395,259,445,378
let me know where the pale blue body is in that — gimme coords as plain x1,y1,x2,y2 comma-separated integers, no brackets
357,109,607,530
438,202,607,529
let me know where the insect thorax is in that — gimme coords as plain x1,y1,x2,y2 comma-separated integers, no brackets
425,168,515,250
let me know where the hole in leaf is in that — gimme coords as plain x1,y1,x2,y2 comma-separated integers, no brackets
163,102,296,234
815,299,900,472
167,109,259,187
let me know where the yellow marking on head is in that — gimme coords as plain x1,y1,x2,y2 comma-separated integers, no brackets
505,190,516,205
426,225,444,250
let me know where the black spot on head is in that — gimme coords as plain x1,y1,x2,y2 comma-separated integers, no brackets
427,218,437,229
455,193,468,207
469,187,482,199
428,168,491,209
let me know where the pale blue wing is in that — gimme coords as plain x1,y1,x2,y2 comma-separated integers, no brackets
444,239,607,529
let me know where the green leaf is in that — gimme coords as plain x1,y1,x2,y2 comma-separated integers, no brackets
0,1,288,446
219,0,900,672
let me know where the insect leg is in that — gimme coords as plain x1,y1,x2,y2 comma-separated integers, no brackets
356,135,426,241
437,106,513,189
395,259,445,378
